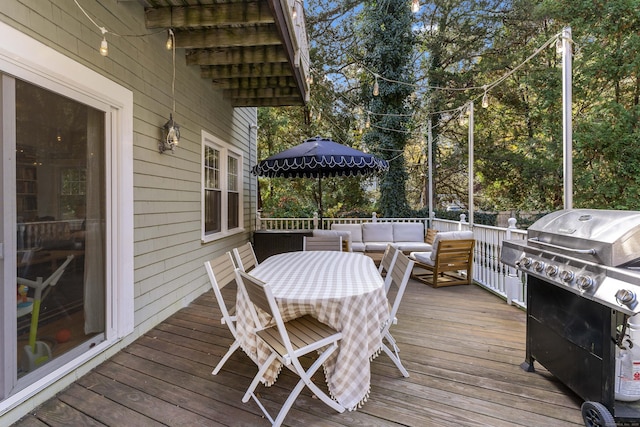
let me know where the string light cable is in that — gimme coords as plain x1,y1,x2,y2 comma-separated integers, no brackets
74,0,166,55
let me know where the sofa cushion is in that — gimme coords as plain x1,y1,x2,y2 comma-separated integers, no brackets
350,242,366,252
362,223,393,243
364,242,388,252
392,223,424,243
331,223,363,243
394,241,433,252
431,230,474,260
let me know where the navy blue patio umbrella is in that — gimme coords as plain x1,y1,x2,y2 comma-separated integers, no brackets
252,136,389,218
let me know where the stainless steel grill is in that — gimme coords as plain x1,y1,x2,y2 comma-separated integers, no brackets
501,209,640,426
501,209,640,316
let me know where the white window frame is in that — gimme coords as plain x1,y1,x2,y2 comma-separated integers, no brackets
201,131,244,242
0,21,133,407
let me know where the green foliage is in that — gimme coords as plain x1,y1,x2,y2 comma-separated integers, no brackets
259,0,640,220
358,0,416,217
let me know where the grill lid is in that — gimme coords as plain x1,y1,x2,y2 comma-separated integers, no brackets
527,209,640,267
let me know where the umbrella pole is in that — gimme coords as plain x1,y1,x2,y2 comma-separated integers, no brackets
318,175,323,227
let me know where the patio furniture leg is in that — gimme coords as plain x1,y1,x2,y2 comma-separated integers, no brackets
212,340,241,375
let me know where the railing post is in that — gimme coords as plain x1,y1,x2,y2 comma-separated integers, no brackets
506,217,517,239
313,212,318,229
505,217,519,305
256,210,263,230
372,212,377,223
459,213,466,230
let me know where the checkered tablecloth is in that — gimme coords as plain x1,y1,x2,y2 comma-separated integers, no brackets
236,251,389,411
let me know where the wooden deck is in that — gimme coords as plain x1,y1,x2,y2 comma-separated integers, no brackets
13,279,585,427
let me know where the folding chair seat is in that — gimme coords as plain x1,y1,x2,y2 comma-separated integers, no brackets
204,251,242,375
233,242,259,272
235,269,345,427
381,252,414,378
302,235,342,251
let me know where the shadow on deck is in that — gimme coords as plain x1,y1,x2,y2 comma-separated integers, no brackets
13,279,584,427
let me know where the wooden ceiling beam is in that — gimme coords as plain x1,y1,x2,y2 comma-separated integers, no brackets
186,46,288,66
201,63,292,79
175,25,281,49
145,2,274,28
231,97,304,107
210,76,297,90
223,87,297,99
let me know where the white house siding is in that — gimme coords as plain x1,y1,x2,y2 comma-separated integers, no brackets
0,0,256,423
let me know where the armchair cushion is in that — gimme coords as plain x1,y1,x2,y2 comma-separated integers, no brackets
395,241,433,252
430,230,474,260
410,251,434,266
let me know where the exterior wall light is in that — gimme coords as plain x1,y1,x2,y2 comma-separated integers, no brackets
159,114,180,153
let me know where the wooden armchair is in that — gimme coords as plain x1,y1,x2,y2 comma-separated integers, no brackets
424,228,438,246
409,231,475,288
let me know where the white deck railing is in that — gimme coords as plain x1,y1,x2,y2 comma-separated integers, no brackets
256,212,529,309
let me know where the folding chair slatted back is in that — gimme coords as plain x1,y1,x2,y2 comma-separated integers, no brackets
233,242,258,272
387,252,414,321
381,251,414,378
303,235,342,251
204,251,243,375
378,244,398,280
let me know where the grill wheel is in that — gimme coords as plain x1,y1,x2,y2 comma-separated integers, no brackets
581,401,616,427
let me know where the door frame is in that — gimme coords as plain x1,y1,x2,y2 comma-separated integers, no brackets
0,20,133,407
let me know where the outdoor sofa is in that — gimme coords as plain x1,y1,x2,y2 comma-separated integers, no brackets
312,222,433,255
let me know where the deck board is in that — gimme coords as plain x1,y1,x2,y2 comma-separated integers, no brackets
12,279,585,427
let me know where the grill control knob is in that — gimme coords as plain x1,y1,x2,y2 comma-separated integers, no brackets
576,275,594,291
517,257,533,269
559,270,575,283
616,289,637,306
545,265,559,277
532,260,545,273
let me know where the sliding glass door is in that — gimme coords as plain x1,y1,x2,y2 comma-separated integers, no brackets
3,75,106,392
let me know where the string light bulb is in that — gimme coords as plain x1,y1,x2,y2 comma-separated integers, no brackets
411,0,420,13
365,113,371,129
99,27,108,56
458,105,468,126
482,87,489,108
292,4,298,20
373,75,379,96
556,35,563,55
166,29,174,50
99,37,108,56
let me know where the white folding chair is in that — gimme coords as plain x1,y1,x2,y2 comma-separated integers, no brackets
302,235,342,251
204,251,243,375
235,269,345,427
233,242,259,272
381,251,414,378
378,244,400,291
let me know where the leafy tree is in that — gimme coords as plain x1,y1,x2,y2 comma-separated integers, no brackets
256,2,376,218
259,0,640,221
357,0,416,217
538,0,640,209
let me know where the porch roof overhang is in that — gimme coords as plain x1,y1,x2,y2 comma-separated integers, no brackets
141,0,310,107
